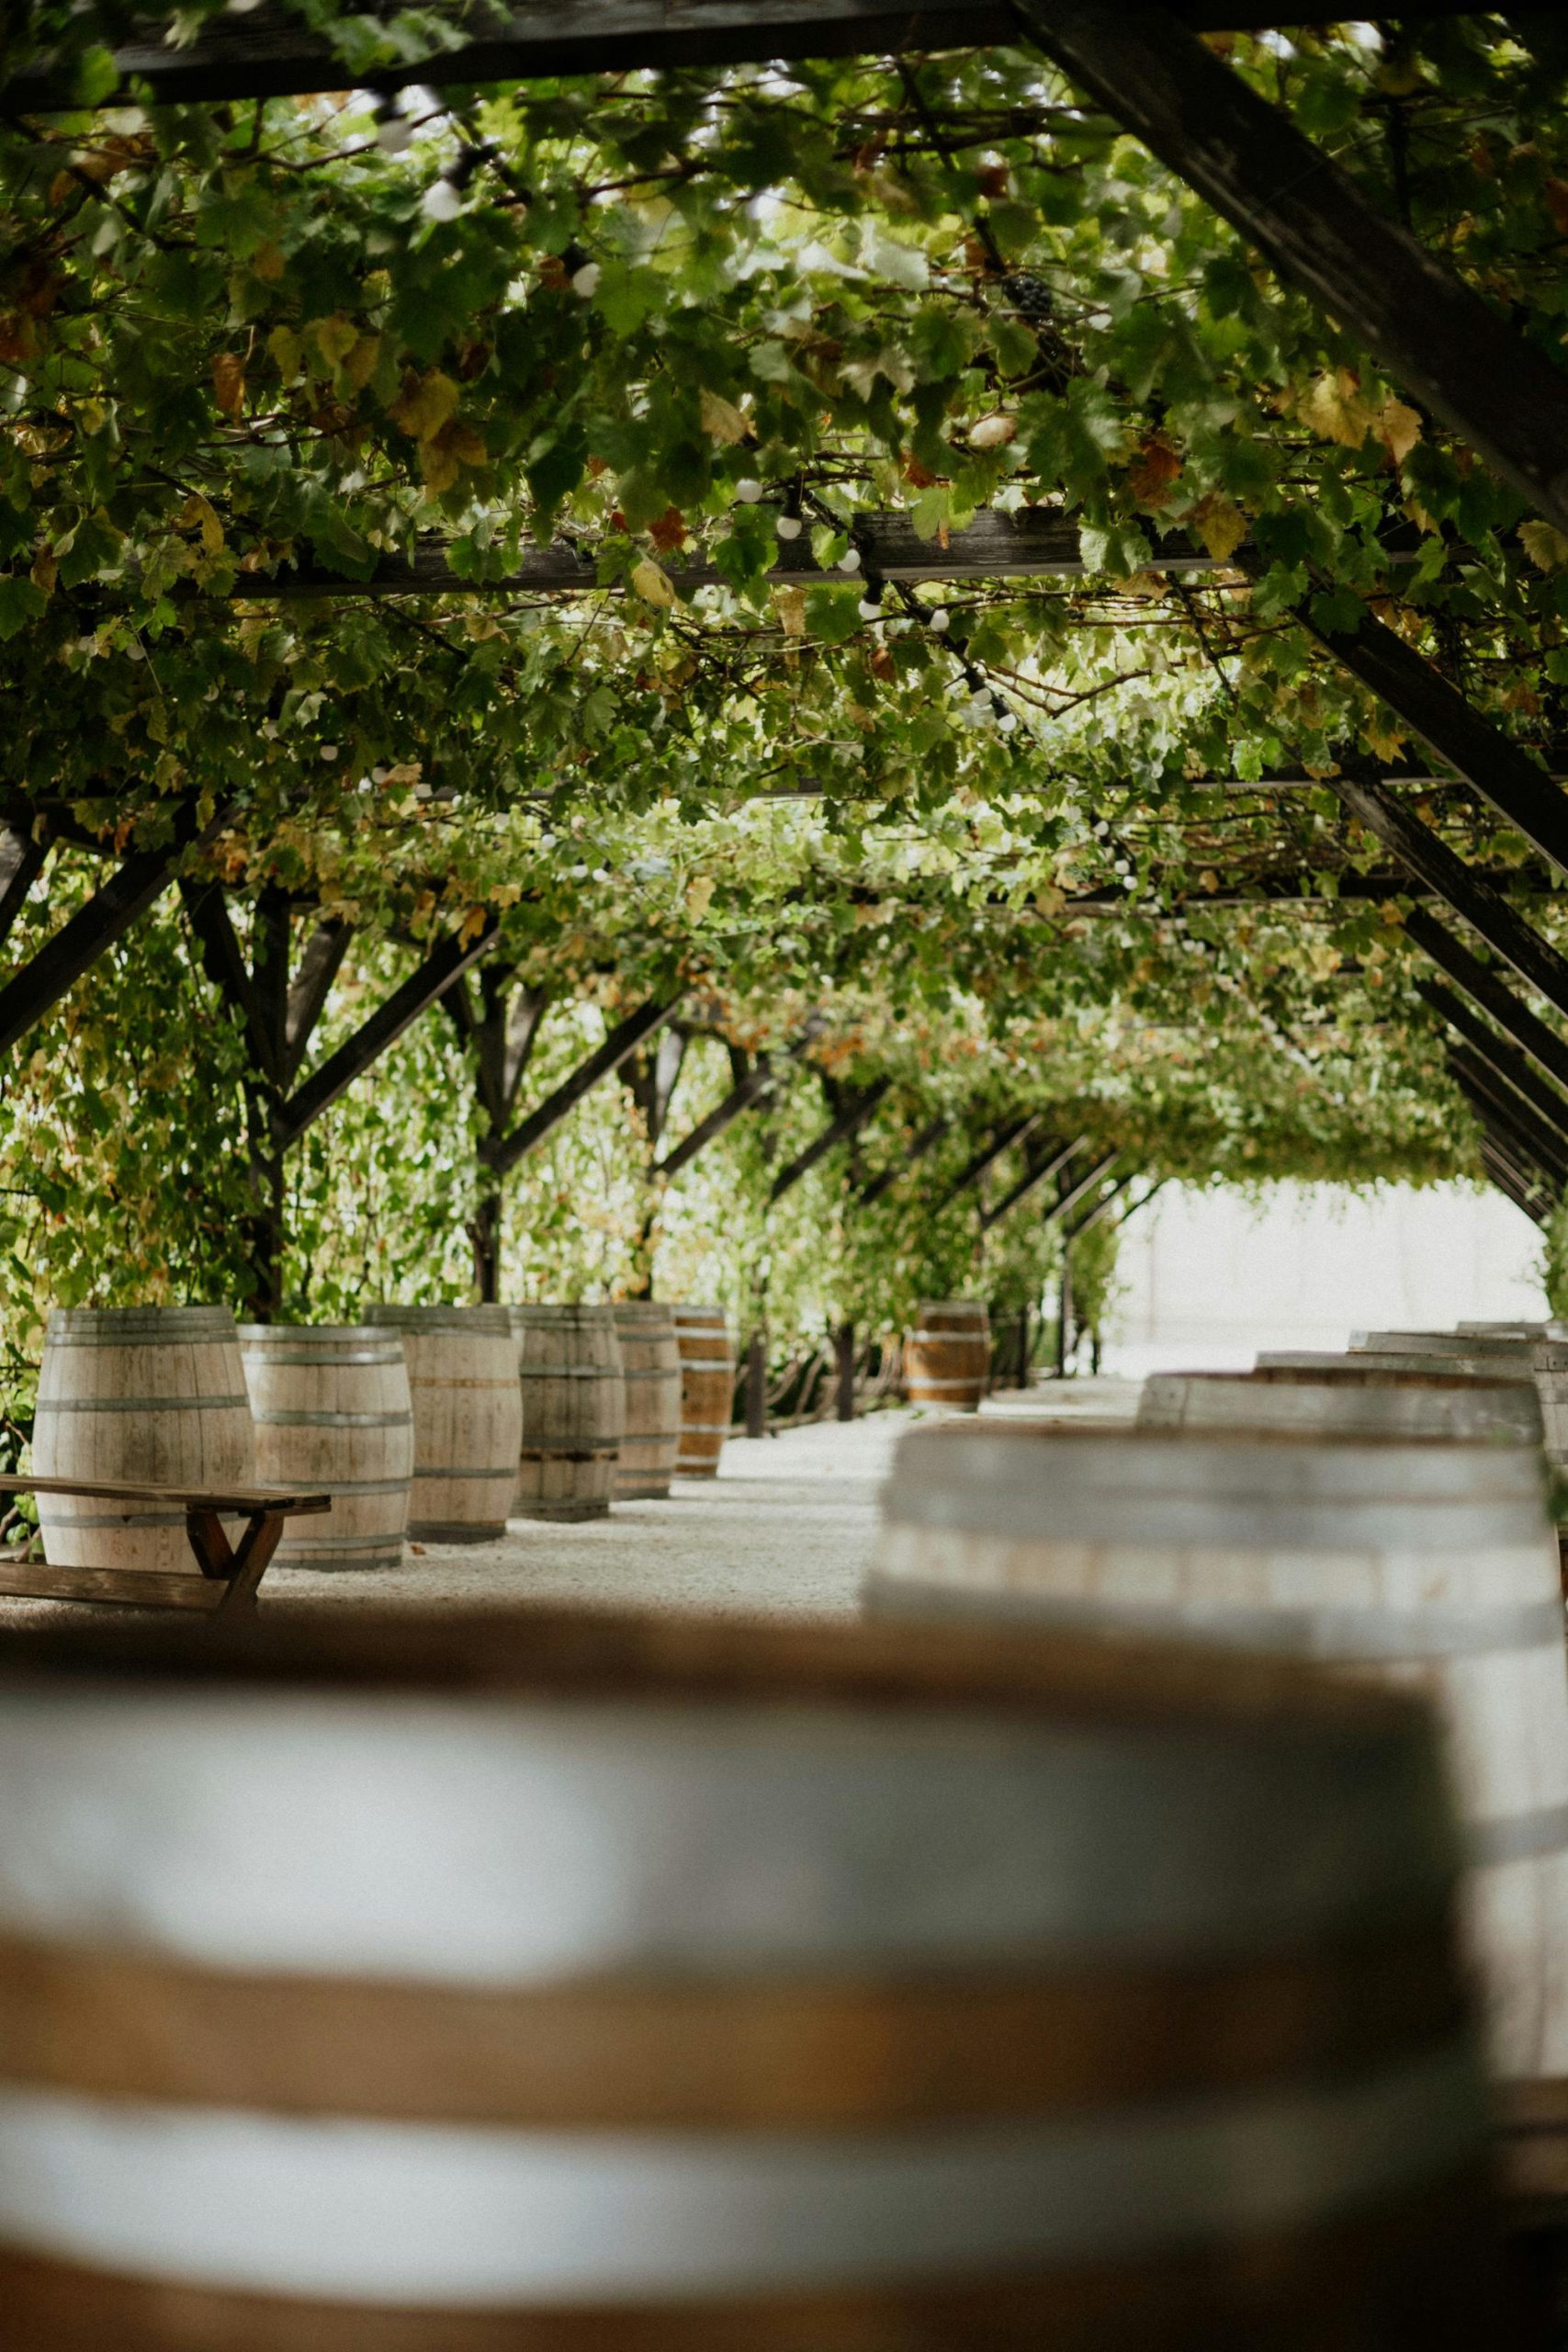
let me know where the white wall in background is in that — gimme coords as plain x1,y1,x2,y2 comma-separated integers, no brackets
1103,1182,1549,1377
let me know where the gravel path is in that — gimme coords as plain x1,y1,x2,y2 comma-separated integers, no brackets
0,1381,1141,1632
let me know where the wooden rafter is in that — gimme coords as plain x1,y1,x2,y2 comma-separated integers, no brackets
769,1075,891,1204
276,917,497,1148
0,798,228,1062
481,993,682,1176
942,1110,1043,1207
979,1131,1083,1232
1404,909,1568,1102
858,1112,951,1207
1333,778,1568,1023
1417,978,1568,1156
0,827,48,957
1019,1,1568,542
3,3,1490,114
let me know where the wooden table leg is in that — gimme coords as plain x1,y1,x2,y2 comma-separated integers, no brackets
186,1508,285,1616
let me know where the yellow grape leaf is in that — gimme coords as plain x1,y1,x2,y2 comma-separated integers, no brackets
267,325,303,382
699,388,749,445
310,315,359,370
685,874,716,921
458,905,489,947
417,438,462,494
1520,520,1568,572
631,557,678,609
343,333,381,392
773,584,807,637
29,545,56,596
389,368,460,444
1302,368,1371,450
1190,494,1247,563
252,242,286,283
1377,398,1423,466
210,353,246,419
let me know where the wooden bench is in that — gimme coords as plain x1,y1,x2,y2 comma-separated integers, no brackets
0,1478,331,1617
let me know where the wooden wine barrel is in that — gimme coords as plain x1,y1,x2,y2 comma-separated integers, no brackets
510,1305,625,1521
0,1602,1497,2347
904,1300,990,1411
363,1306,521,1544
1140,1365,1545,1446
238,1324,413,1572
870,1421,1568,2085
1353,1329,1533,1361
671,1305,735,1478
613,1302,682,1500
32,1306,254,1578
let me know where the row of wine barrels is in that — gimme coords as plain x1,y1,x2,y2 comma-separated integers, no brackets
239,1323,413,1571
904,1299,990,1411
511,1304,625,1521
613,1302,683,1500
365,1305,521,1544
0,1603,1497,2345
671,1304,735,1477
869,1415,1568,2083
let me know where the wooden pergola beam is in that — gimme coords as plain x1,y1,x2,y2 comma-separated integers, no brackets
481,993,682,1176
214,509,1265,602
769,1076,892,1204
1043,1148,1123,1228
1449,1057,1563,1210
1404,908,1568,1102
0,827,48,957
942,1111,1043,1208
1478,1136,1552,1227
1301,613,1568,884
979,1132,1084,1232
276,917,496,1148
0,799,228,1062
3,2,1489,113
1447,1042,1568,1191
1332,778,1568,1023
858,1112,951,1208
1417,978,1568,1157
1019,1,1568,542
658,1052,777,1181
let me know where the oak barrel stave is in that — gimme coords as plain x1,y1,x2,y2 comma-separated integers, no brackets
671,1305,735,1478
238,1325,413,1572
510,1305,625,1521
904,1301,990,1412
1140,1366,1544,1445
363,1306,521,1544
32,1306,255,1578
613,1303,682,1501
0,1601,1498,2346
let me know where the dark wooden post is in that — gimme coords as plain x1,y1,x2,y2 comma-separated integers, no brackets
835,1321,856,1422
746,1328,767,1440
1055,1253,1073,1381
1015,1306,1032,1390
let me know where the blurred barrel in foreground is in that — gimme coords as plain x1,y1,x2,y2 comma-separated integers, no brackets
239,1322,413,1572
511,1305,624,1522
671,1306,735,1478
904,1300,990,1411
1140,1365,1543,1446
33,1306,254,1578
0,1602,1496,2346
364,1305,520,1544
871,1420,1568,2084
613,1302,682,1500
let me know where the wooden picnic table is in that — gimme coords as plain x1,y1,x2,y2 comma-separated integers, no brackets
0,1477,331,1616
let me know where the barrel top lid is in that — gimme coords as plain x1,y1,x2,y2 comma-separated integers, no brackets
364,1303,512,1333
612,1300,675,1321
0,1597,1434,1746
44,1304,238,1338
1258,1348,1532,1378
1352,1329,1530,1355
236,1322,405,1344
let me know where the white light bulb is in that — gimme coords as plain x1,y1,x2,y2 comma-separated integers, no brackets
570,262,602,298
929,606,950,633
998,709,1019,733
857,595,883,621
775,513,803,540
421,177,463,223
837,546,863,573
320,742,339,763
375,113,412,155
734,478,764,504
